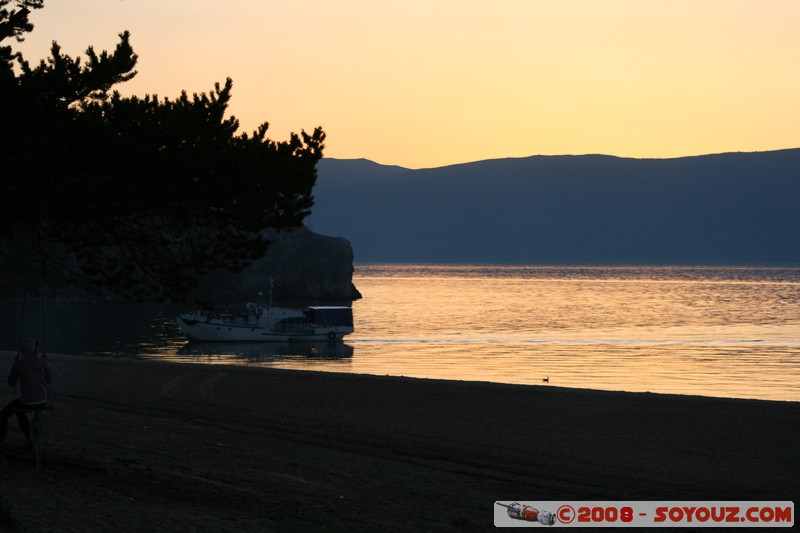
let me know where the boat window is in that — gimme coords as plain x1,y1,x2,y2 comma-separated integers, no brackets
275,317,308,334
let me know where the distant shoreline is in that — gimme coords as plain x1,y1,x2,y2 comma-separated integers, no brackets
353,261,800,267
314,150,800,265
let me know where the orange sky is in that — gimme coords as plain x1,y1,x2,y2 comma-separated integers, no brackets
14,0,800,168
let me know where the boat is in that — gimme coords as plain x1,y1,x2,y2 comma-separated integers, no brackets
176,304,354,342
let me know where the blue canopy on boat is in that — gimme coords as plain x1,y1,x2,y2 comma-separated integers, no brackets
304,306,354,326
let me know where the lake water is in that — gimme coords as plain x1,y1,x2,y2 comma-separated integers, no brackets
2,265,799,402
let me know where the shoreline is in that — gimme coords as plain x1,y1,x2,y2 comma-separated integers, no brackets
1,352,798,531
3,348,796,404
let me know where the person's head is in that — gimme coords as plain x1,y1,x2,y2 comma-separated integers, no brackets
21,338,39,356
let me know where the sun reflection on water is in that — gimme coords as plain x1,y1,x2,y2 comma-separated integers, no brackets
261,265,800,402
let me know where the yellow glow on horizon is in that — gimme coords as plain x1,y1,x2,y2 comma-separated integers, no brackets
14,0,800,168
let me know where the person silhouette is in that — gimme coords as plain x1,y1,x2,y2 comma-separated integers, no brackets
1,338,53,450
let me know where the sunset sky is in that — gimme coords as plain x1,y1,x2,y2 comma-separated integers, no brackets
14,0,800,169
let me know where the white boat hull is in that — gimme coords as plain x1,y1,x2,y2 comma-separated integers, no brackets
176,305,354,343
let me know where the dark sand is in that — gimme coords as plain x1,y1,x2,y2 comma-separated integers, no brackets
1,351,797,531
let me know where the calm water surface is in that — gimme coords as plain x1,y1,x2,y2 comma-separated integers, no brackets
340,265,800,401
3,265,799,401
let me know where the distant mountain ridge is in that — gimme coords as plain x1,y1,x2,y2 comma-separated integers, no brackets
309,149,800,265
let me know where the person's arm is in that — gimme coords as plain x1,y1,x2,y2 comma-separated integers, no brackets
45,361,53,384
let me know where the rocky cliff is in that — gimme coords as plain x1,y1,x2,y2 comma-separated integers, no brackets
194,226,362,305
0,227,361,305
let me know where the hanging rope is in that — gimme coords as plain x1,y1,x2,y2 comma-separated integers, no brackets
41,296,46,355
16,296,27,356
40,295,54,409
10,297,27,399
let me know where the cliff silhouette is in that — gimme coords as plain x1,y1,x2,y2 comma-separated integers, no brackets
310,149,800,265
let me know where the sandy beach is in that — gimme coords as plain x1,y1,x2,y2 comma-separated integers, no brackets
1,351,797,531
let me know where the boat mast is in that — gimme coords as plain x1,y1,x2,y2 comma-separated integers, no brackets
266,273,274,327
268,274,273,311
